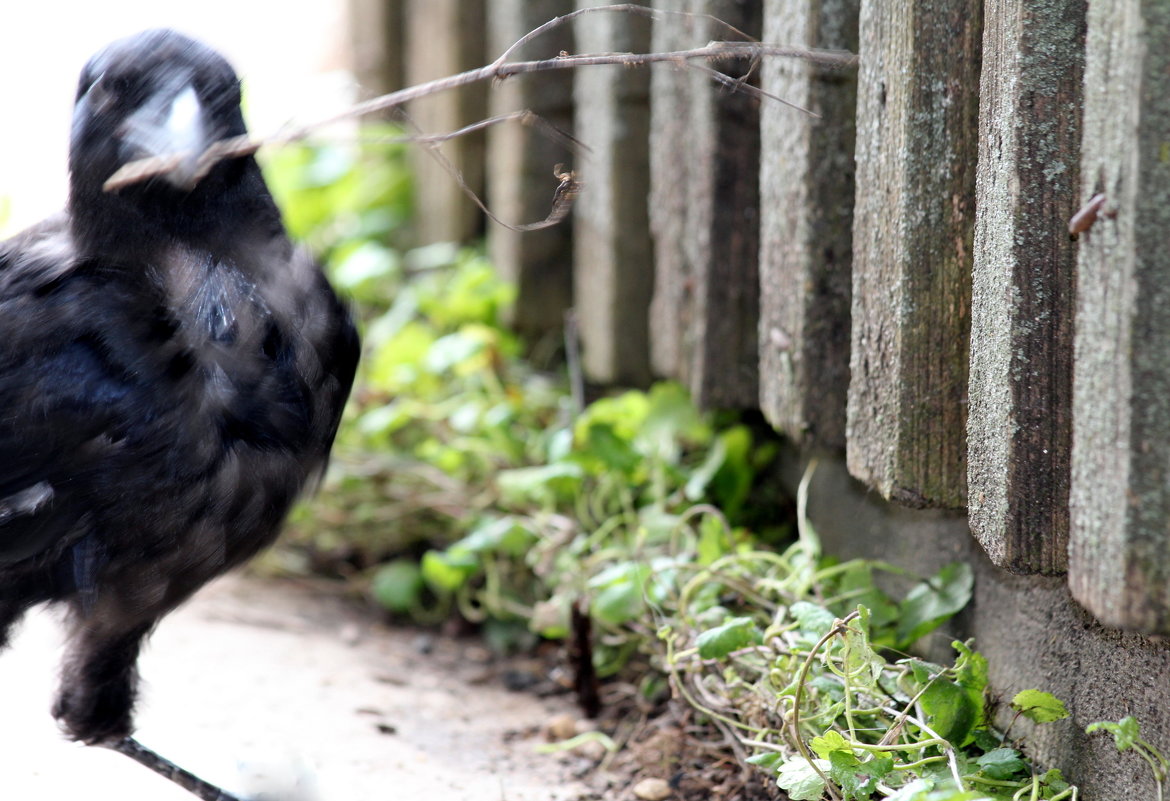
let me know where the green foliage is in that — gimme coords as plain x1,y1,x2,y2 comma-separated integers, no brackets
896,562,974,648
778,756,831,800
974,748,1026,780
370,558,424,613
1011,690,1070,724
1087,716,1168,801
266,133,1085,801
1087,716,1141,751
696,616,761,659
262,124,412,261
695,589,1075,801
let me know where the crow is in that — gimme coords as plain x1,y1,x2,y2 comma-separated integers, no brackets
0,29,358,796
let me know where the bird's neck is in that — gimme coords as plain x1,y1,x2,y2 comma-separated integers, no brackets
68,157,285,265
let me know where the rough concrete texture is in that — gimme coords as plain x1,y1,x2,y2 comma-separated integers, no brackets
778,449,1170,801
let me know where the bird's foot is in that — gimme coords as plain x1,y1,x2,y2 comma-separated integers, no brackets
52,686,134,745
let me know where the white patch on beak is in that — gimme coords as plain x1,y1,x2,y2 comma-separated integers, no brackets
163,86,207,188
119,81,208,190
167,86,205,156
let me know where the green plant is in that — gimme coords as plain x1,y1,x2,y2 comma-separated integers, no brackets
265,132,1084,801
649,469,1074,801
261,130,572,572
1087,716,1168,801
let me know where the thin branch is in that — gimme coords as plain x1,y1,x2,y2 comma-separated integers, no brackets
688,61,817,117
398,107,581,233
492,3,758,65
103,40,856,193
409,109,587,155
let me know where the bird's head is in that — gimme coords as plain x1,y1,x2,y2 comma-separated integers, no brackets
70,29,249,201
67,30,282,255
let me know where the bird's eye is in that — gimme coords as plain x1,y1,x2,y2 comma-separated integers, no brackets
86,74,134,113
108,76,132,96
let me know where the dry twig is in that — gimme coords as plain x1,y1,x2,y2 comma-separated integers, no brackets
103,4,857,229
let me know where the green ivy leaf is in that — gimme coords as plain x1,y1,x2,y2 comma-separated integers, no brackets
1011,690,1070,724
827,750,863,795
884,778,988,801
829,750,891,800
636,382,710,461
370,558,424,613
920,679,978,746
583,423,642,475
828,563,900,635
896,563,974,647
591,580,644,625
777,757,830,801
952,641,988,695
708,425,755,518
420,549,480,592
841,612,885,688
746,752,783,772
976,747,1026,780
495,462,583,505
1040,768,1070,793
906,658,946,686
1086,716,1141,750
696,617,762,659
790,601,837,638
454,516,536,557
589,563,652,625
951,640,988,731
684,436,727,501
696,514,731,565
811,730,851,759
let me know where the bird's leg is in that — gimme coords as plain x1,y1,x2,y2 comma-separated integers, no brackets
54,612,248,800
105,737,246,801
52,619,152,744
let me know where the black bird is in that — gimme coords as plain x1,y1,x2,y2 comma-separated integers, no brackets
0,29,358,797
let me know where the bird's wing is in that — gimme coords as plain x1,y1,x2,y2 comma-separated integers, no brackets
0,216,170,564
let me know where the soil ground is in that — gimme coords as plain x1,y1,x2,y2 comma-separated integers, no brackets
0,575,596,801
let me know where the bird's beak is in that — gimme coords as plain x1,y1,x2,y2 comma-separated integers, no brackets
118,80,209,190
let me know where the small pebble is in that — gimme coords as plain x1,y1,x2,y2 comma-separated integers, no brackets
339,622,362,645
574,739,608,761
545,712,578,741
463,644,493,663
632,777,672,801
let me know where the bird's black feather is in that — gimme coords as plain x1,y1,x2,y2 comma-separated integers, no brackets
0,29,359,745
